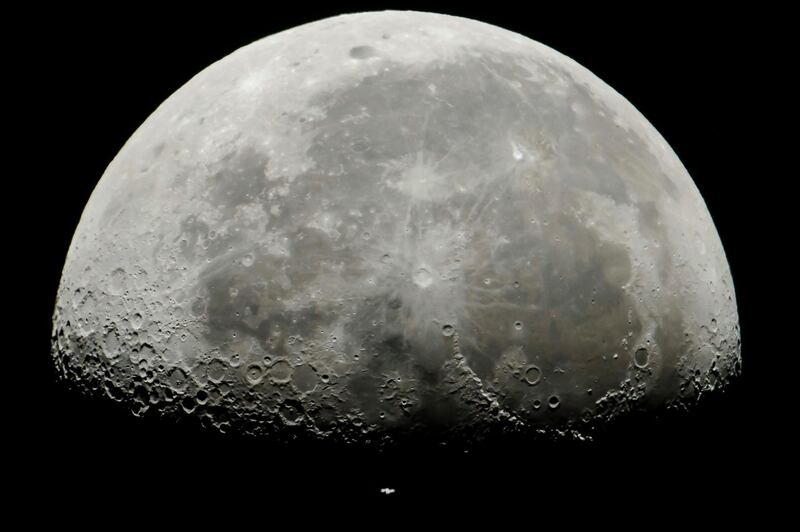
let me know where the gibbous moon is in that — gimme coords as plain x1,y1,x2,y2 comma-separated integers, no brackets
52,11,740,444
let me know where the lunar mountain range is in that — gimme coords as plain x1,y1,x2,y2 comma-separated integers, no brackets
51,11,740,445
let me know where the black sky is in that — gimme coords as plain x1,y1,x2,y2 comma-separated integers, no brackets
13,2,786,511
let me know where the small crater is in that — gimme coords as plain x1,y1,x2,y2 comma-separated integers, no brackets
208,388,221,403
166,367,188,392
195,389,208,405
442,324,454,337
292,364,318,393
181,396,196,414
133,385,149,404
548,395,560,409
413,268,433,288
349,45,377,59
634,347,649,368
524,365,541,385
514,321,523,331
109,268,126,295
268,360,292,384
279,399,304,424
130,313,143,330
245,363,264,385
207,359,228,383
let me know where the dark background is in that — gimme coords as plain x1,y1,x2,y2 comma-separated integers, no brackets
16,2,784,510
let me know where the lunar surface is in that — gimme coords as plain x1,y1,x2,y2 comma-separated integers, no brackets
51,11,740,445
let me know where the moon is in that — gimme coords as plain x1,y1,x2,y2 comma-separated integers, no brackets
51,11,740,444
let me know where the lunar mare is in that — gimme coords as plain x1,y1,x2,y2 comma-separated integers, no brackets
52,11,740,444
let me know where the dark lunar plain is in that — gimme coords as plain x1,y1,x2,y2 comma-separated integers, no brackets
13,1,788,512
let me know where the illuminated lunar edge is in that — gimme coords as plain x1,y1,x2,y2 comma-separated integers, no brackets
51,11,740,444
